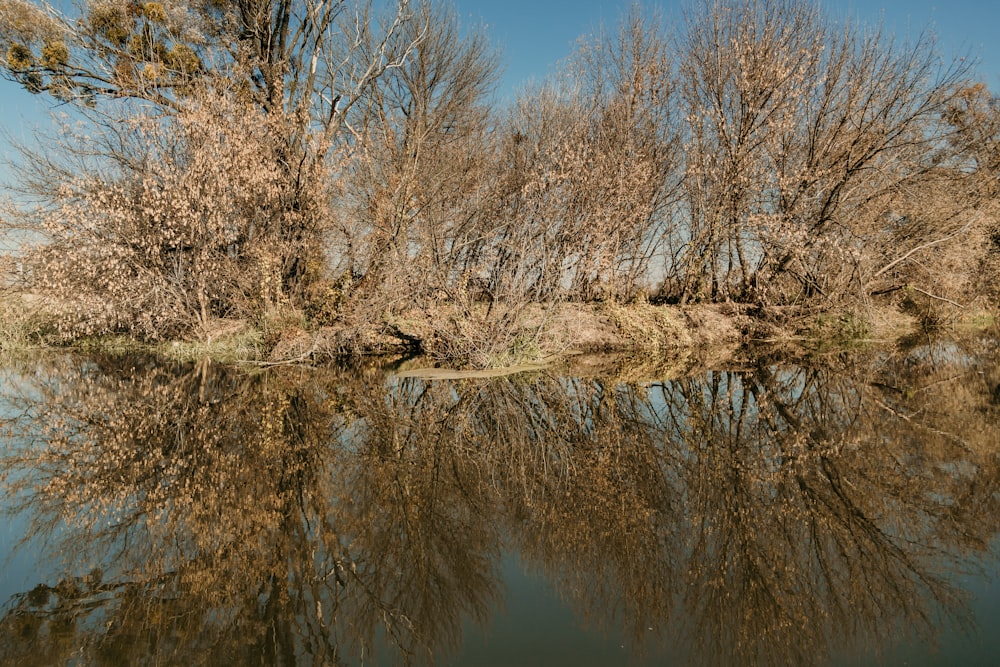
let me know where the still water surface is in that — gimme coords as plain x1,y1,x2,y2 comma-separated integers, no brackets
1,338,998,666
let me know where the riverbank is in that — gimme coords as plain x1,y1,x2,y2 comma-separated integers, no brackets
269,300,999,363
3,289,995,368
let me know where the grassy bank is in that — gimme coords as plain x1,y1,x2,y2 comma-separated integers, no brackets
3,288,996,368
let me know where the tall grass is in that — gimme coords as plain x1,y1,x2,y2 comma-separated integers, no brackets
0,293,47,353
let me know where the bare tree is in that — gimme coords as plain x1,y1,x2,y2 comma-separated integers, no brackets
16,92,333,340
671,0,974,308
485,4,681,303
0,0,422,311
336,0,500,306
0,0,995,351
930,82,1000,304
671,0,826,302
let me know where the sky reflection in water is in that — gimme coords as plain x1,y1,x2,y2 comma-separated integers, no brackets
1,339,998,666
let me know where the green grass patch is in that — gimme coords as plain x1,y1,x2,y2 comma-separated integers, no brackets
957,309,996,332
73,334,151,355
603,302,693,351
157,329,265,363
807,311,873,345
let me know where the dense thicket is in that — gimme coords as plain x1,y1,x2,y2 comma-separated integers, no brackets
1,0,997,349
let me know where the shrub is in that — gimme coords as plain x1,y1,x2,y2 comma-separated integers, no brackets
11,92,330,342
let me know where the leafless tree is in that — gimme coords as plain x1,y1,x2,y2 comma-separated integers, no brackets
484,5,681,304
0,0,423,320
335,0,499,306
669,0,976,309
0,0,996,352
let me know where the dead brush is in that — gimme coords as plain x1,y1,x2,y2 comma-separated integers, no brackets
425,296,546,369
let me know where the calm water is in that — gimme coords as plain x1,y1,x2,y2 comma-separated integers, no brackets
1,338,998,666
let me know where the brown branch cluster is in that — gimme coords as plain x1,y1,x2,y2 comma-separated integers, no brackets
1,0,998,353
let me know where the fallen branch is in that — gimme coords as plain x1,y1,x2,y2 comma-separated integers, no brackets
908,286,965,309
868,223,972,282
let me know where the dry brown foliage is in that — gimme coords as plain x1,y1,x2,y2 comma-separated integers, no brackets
667,0,988,308
1,0,998,355
9,93,332,340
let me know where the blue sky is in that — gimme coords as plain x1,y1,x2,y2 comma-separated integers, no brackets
467,0,1000,96
2,0,1000,165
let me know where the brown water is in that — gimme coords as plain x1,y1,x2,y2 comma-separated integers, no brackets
1,338,998,666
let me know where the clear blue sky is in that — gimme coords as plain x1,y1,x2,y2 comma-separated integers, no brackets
465,0,1000,96
2,0,1000,167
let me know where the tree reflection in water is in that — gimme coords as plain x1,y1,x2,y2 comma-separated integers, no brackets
0,340,998,666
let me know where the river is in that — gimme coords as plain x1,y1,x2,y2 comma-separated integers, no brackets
1,337,998,665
